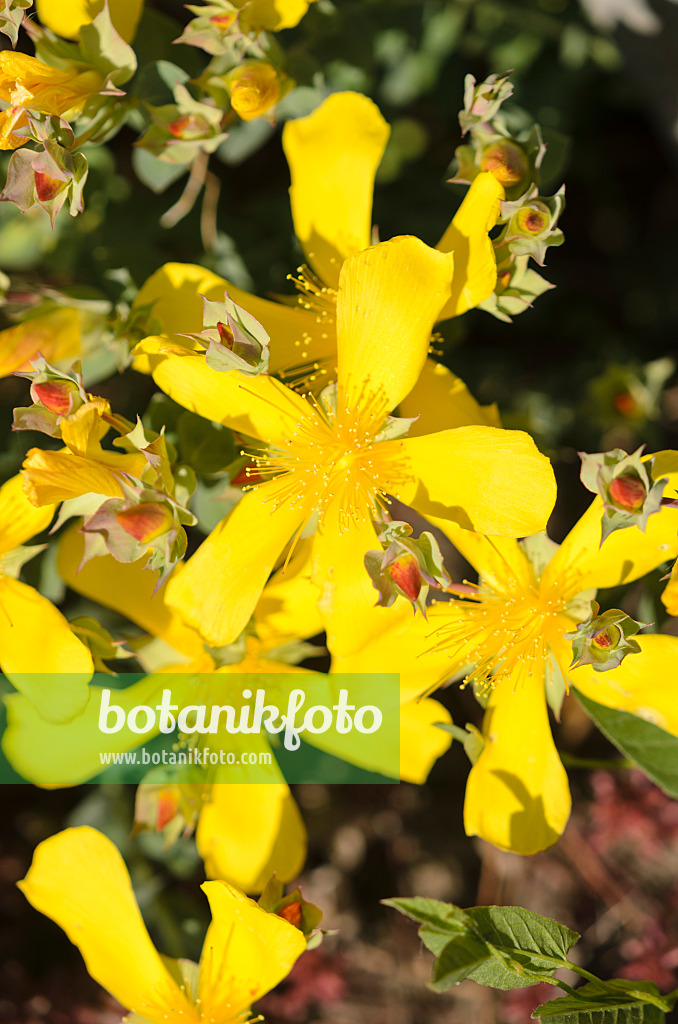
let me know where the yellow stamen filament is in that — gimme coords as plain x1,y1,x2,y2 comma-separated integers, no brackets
241,382,411,534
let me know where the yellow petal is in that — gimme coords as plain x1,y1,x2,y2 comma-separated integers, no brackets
311,500,392,660
35,0,143,42
57,527,206,661
134,262,228,343
567,634,678,737
336,237,454,413
166,480,310,646
0,308,81,377
3,675,187,785
429,515,532,593
330,599,464,704
198,879,306,1019
197,781,307,892
134,337,313,447
543,498,678,600
255,537,324,644
18,827,194,1022
393,424,556,536
0,473,54,557
398,359,501,437
662,561,678,616
464,670,571,854
22,449,123,506
239,0,314,31
436,172,504,319
283,91,389,289
0,576,92,723
400,697,452,783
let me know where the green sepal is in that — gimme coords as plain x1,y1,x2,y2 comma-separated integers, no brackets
0,0,32,47
258,875,323,940
364,519,451,617
434,720,485,764
69,615,134,674
78,1,137,86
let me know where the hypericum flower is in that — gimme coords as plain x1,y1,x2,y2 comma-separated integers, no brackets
135,235,555,656
35,0,144,42
133,90,504,419
0,51,102,149
0,474,93,723
332,461,678,855
4,525,452,888
0,306,82,378
19,826,307,1024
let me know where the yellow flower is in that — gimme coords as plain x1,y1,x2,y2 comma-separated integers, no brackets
0,474,92,723
19,826,307,1024
4,526,452,887
35,0,144,42
135,234,555,657
0,52,102,148
227,61,284,121
0,307,82,377
333,459,678,855
134,91,503,427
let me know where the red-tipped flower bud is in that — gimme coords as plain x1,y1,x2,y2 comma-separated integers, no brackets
609,473,646,512
34,170,63,202
156,788,180,831
516,202,551,236
210,12,236,29
30,378,79,415
480,140,528,186
387,554,422,601
116,502,173,543
217,320,234,350
277,901,303,928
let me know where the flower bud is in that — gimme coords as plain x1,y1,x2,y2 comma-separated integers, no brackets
210,12,236,30
566,602,646,672
30,377,80,415
217,320,234,349
167,114,212,141
515,201,551,236
608,473,646,512
156,788,181,831
34,169,64,202
228,62,282,121
116,502,173,543
277,901,303,928
387,554,422,602
480,140,528,186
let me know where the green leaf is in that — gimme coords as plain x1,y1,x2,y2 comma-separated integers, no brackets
533,980,666,1023
430,935,494,990
573,688,678,799
385,900,580,992
176,412,234,475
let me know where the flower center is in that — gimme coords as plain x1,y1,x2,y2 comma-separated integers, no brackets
247,390,409,532
431,577,568,694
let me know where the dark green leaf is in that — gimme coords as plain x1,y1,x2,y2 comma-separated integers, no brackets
573,688,678,799
430,935,493,991
534,980,666,1023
